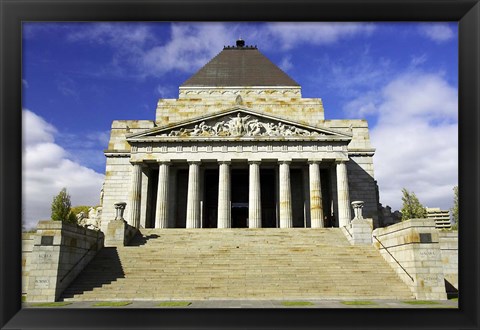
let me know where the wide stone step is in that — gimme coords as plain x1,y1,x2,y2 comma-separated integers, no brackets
62,229,414,301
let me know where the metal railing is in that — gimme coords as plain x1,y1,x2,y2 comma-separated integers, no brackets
373,235,414,282
343,225,353,238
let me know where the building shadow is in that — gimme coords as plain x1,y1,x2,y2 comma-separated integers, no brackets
445,279,459,299
60,247,125,300
127,233,160,247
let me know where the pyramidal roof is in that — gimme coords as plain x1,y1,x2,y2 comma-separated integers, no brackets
181,39,300,87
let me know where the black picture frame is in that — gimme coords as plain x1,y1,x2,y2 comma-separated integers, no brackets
1,1,479,329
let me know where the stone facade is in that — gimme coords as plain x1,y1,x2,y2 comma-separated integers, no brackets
100,41,380,232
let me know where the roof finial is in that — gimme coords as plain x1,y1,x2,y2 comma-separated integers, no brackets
236,38,245,48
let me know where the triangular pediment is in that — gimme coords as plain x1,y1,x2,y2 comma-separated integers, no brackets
127,107,351,141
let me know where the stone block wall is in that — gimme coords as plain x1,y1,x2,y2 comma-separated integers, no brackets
22,233,35,295
346,156,379,227
438,231,458,290
26,221,104,302
155,87,326,127
101,157,134,232
372,219,447,300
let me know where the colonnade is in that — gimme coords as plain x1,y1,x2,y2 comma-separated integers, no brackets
128,160,351,229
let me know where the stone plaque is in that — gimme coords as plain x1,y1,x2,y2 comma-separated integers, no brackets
41,236,54,245
420,233,432,243
34,277,50,289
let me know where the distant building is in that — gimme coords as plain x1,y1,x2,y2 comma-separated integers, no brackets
426,207,451,229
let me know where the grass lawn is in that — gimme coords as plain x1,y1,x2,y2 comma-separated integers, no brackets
402,300,440,305
157,301,192,307
31,302,72,307
281,301,315,306
92,301,132,307
341,301,377,306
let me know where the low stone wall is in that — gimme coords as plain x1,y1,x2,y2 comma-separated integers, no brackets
26,221,104,302
372,219,447,300
438,231,458,290
22,233,35,295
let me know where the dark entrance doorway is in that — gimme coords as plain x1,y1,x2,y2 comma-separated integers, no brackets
231,169,249,228
261,169,277,227
203,169,219,228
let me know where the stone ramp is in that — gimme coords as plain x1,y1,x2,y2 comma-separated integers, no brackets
62,228,414,301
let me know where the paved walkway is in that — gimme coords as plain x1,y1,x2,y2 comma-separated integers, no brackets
23,299,458,309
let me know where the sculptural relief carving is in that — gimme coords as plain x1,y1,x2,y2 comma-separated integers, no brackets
161,113,323,138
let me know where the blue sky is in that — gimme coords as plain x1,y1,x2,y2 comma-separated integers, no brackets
22,22,458,229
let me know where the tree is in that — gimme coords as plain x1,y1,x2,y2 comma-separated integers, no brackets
451,185,458,229
51,188,77,223
70,205,91,218
400,188,427,220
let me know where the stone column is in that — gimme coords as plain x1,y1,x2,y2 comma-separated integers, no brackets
129,163,142,228
279,161,293,228
186,162,201,228
248,161,262,228
155,162,170,228
309,161,324,228
336,161,352,227
217,161,231,228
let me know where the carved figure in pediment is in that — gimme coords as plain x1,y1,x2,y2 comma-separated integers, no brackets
247,119,262,136
212,121,226,135
227,113,250,135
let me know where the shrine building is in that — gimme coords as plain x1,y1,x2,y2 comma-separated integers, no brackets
99,39,379,232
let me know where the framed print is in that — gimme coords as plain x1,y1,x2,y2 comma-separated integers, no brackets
1,1,479,329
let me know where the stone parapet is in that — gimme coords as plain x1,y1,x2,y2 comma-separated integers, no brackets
438,231,458,291
26,221,104,302
22,233,35,295
372,219,447,300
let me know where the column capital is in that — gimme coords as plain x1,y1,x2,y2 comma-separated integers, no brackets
335,159,349,164
218,161,231,165
278,160,291,165
157,161,171,166
188,161,201,165
248,161,261,165
308,160,321,165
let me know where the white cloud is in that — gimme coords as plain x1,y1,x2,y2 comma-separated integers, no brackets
62,22,377,78
142,23,231,75
418,23,455,43
357,73,458,211
279,55,293,72
22,109,105,229
265,22,375,50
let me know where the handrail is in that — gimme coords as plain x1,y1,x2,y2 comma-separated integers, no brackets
343,225,353,238
373,235,414,282
59,232,101,283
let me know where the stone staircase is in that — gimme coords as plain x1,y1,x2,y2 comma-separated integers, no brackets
62,228,414,301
